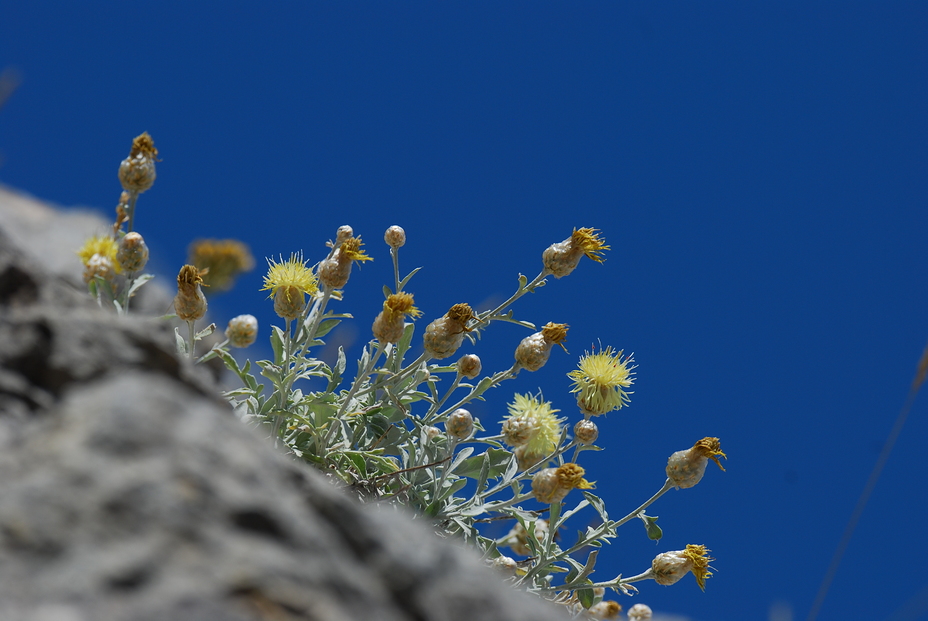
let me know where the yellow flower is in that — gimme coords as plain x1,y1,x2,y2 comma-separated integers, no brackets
188,238,255,291
77,235,121,274
260,252,318,320
568,346,635,416
501,392,565,456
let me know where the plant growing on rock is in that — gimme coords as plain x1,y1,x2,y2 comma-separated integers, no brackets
79,134,729,617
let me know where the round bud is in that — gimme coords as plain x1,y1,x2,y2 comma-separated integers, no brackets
574,419,599,445
118,133,158,193
225,314,258,348
116,232,150,273
457,354,482,379
273,285,305,321
531,468,569,504
336,225,354,243
628,604,653,621
588,601,622,620
384,225,406,248
446,408,474,440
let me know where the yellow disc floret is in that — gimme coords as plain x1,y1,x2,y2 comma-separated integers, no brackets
568,346,636,416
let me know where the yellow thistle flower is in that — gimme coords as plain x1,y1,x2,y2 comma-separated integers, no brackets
260,252,318,320
568,346,636,416
340,236,374,263
372,292,423,343
188,238,255,292
501,392,565,456
77,235,122,274
651,544,714,591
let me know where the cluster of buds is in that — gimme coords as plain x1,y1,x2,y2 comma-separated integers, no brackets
513,322,569,372
318,226,373,289
531,463,594,504
174,265,207,322
666,437,727,489
423,303,475,359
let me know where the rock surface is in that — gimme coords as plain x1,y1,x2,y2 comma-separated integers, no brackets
0,189,568,621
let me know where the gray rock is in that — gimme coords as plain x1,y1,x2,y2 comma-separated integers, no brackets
0,190,568,620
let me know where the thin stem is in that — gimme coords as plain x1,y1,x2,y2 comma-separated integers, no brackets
435,366,517,421
391,246,401,293
126,190,139,232
548,569,654,593
472,269,550,330
613,478,674,529
186,320,196,359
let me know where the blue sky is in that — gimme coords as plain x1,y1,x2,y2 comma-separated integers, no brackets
2,3,928,620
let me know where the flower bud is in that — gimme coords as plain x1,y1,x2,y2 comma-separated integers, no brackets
627,604,653,621
424,426,443,443
116,232,149,273
491,555,519,576
174,265,207,322
384,225,406,248
588,601,622,620
514,445,546,471
336,225,354,243
225,314,258,348
666,437,727,489
531,463,593,504
456,354,482,379
423,303,475,359
446,408,474,440
514,322,568,372
541,227,609,278
118,132,158,193
82,253,115,285
573,419,599,445
651,544,714,591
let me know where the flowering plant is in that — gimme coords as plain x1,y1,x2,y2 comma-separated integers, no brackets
78,134,729,619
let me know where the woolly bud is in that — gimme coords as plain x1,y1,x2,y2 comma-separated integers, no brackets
83,253,115,285
116,232,149,273
446,408,474,440
588,601,622,620
651,544,714,591
118,132,158,193
513,322,568,372
424,426,442,443
491,555,519,576
573,419,599,445
457,354,482,379
384,225,406,248
336,225,354,243
666,437,727,489
502,519,548,556
514,445,546,471
627,604,653,621
541,227,609,278
531,463,593,504
423,303,475,359
225,314,258,348
174,265,207,322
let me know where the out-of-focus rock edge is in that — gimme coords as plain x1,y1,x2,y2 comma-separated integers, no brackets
0,186,568,621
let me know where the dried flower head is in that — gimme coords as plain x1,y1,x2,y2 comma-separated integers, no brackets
588,601,622,620
627,604,653,621
501,392,564,457
666,437,727,489
118,132,158,193
116,231,149,273
531,463,594,504
261,253,317,320
372,291,421,343
225,314,258,348
174,265,208,322
384,225,406,248
542,227,609,278
188,239,255,291
423,303,475,359
651,544,714,591
446,408,475,440
318,235,373,289
513,322,568,372
78,235,121,274
568,346,636,416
